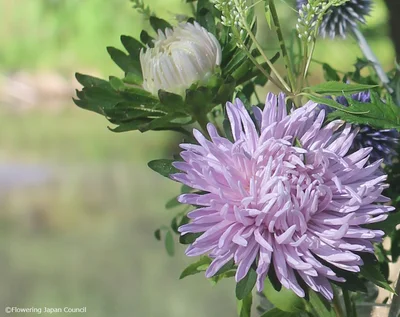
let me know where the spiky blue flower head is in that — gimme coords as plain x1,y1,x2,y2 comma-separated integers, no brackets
321,91,399,165
296,0,372,38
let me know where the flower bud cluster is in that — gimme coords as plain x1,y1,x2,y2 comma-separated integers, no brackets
296,0,349,42
213,0,249,44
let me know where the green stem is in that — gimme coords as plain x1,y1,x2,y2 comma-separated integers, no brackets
351,25,393,93
194,110,210,138
333,287,345,317
343,289,354,317
389,274,400,317
268,0,296,92
232,28,288,93
234,0,292,93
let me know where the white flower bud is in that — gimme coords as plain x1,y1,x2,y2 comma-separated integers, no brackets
140,22,222,96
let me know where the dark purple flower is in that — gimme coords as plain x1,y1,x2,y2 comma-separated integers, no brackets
296,0,372,38
172,93,392,300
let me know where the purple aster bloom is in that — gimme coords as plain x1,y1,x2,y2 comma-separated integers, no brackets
171,93,393,300
321,91,399,165
296,0,371,38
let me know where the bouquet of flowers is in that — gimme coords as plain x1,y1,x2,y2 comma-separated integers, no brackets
74,0,400,316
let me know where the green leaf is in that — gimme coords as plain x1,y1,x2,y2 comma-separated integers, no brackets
158,90,186,112
236,268,257,300
322,64,340,82
196,0,216,35
165,196,180,209
164,230,175,256
179,232,202,245
84,86,124,108
303,81,377,95
327,92,400,130
237,293,252,317
108,119,151,132
109,76,125,91
149,16,171,32
264,5,272,29
124,72,143,85
148,159,179,178
120,87,159,107
120,35,143,60
263,277,305,313
308,290,335,317
139,113,193,132
214,76,236,104
140,30,154,46
75,73,109,88
259,308,298,317
360,263,394,293
304,94,368,114
224,50,247,76
107,46,137,73
154,229,161,241
179,256,212,279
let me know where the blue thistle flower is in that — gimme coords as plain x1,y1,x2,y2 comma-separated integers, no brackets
322,91,399,165
296,0,372,38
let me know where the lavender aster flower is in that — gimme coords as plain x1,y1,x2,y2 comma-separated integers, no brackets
322,91,399,164
172,93,393,300
296,0,371,38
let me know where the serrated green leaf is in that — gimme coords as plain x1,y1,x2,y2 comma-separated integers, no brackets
120,87,159,107
164,230,175,256
149,16,171,32
108,119,151,132
84,86,124,108
303,81,377,95
327,92,400,130
236,268,257,300
180,256,212,279
139,113,193,132
263,277,304,313
107,46,137,73
140,30,154,46
304,94,368,114
158,90,186,111
120,35,143,60
75,73,109,88
360,263,394,293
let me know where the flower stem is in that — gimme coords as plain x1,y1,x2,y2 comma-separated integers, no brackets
232,28,289,94
388,275,400,317
194,110,210,138
351,25,393,93
234,0,292,93
333,287,345,317
268,0,296,92
343,289,355,317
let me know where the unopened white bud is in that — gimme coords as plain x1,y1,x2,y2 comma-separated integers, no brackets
140,22,222,97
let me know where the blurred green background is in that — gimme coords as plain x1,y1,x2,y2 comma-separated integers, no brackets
0,0,395,316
